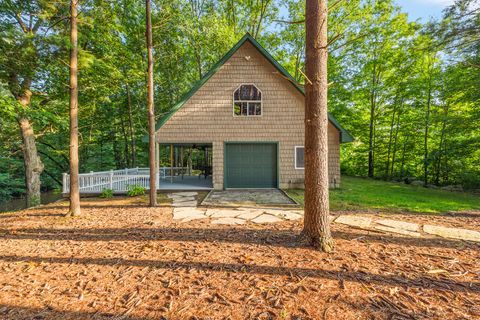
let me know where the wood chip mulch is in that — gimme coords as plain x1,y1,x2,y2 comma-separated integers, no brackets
0,197,479,320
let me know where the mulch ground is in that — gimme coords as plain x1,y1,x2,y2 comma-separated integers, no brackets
0,197,479,320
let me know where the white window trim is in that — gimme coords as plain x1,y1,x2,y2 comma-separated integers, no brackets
295,146,305,170
232,83,263,117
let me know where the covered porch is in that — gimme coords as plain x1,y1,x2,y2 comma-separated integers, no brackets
156,142,213,191
62,143,213,194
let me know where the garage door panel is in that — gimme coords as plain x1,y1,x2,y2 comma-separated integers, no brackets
225,143,277,188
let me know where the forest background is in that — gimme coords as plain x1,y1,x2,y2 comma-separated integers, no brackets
0,0,478,204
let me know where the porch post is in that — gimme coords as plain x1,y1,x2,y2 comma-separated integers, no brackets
180,146,184,180
170,144,174,183
155,142,160,190
62,173,67,194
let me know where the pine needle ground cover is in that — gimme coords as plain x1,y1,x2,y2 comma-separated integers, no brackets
0,197,479,319
287,176,480,214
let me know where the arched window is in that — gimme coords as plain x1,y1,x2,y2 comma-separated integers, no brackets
233,84,262,116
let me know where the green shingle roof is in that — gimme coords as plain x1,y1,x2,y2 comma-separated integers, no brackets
154,33,354,143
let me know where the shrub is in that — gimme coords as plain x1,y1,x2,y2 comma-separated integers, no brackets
458,170,480,191
127,184,146,197
100,188,114,198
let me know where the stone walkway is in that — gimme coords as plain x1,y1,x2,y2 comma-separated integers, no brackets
167,192,480,243
169,192,303,225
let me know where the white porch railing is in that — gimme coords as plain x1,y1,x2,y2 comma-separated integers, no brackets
62,167,188,194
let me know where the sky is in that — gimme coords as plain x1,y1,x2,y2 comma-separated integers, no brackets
396,0,455,21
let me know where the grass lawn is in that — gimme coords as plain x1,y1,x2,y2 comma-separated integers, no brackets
287,176,480,213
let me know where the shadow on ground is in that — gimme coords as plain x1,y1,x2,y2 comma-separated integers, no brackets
0,226,476,251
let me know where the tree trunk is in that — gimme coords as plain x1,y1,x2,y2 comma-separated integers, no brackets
368,71,376,178
400,133,409,178
67,0,81,216
435,104,449,185
303,0,333,252
390,110,402,178
120,115,130,168
146,0,157,206
9,77,44,208
18,114,44,207
423,78,432,187
125,83,136,167
385,105,396,179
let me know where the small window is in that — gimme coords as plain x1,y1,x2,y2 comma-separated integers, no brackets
295,146,304,169
233,84,262,116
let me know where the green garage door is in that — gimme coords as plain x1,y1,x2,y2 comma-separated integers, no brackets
225,143,278,188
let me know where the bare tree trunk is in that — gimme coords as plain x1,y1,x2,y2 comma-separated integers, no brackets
67,0,81,216
303,0,333,252
146,0,157,206
9,78,44,208
18,113,44,207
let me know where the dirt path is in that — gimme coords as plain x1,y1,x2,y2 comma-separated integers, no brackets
0,197,479,319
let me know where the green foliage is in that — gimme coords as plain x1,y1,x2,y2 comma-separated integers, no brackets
126,185,146,197
100,189,114,198
287,176,480,214
0,173,24,203
0,0,478,201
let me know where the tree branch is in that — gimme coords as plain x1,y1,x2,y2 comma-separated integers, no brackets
273,19,305,24
14,12,28,33
328,0,344,13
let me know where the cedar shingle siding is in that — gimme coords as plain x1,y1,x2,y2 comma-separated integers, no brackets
156,41,341,189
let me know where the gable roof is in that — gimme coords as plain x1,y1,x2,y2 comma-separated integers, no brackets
155,33,354,143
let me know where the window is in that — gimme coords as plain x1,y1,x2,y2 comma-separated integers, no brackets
233,84,262,116
295,146,304,169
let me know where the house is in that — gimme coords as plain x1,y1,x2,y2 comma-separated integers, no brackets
154,33,353,190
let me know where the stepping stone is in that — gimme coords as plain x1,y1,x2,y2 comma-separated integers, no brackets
168,195,195,200
167,194,188,199
172,197,196,203
376,219,419,232
263,209,303,221
172,201,198,207
236,210,264,220
374,225,421,237
292,210,304,216
211,218,246,225
251,214,283,224
172,208,206,220
335,215,372,229
423,225,480,242
263,209,286,217
170,192,197,197
207,209,241,218
280,211,303,221
181,215,209,223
